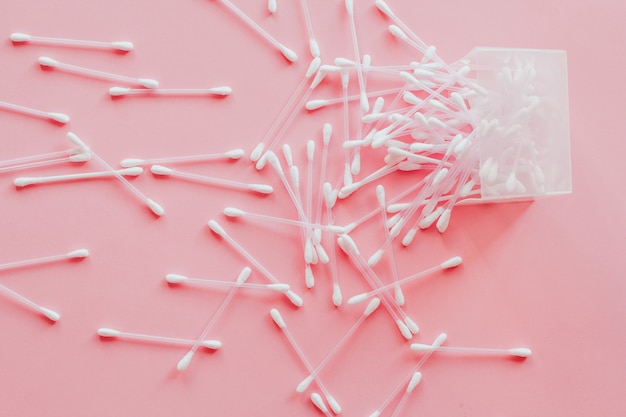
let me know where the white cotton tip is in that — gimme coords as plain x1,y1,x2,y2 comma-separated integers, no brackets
311,393,329,413
505,172,518,193
270,308,286,328
209,86,232,96
13,177,38,187
120,167,144,176
338,182,360,199
69,153,91,162
432,168,449,186
10,32,31,42
345,0,354,15
322,123,332,144
255,153,269,170
165,274,188,284
326,225,347,235
281,144,293,167
403,91,423,106
290,165,300,189
409,343,433,352
146,198,164,216
395,286,405,306
120,158,144,167
266,152,283,175
409,143,434,153
327,395,342,414
422,45,437,63
278,44,298,62
419,208,442,230
351,152,361,175
323,182,336,209
304,242,314,269
428,117,447,130
248,184,273,194
362,113,385,123
402,228,417,246
40,307,60,321
360,92,370,113
267,283,290,292
335,57,356,67
296,375,314,393
436,208,452,233
407,372,423,393
138,78,159,89
309,39,320,58
509,348,532,358
285,290,303,307
332,284,342,307
250,143,264,162
47,112,70,123
268,0,277,13
315,243,329,264
389,25,408,41
208,220,226,237
396,319,412,340
224,149,244,159
307,140,315,162
304,262,315,289
111,41,134,51
439,256,462,270
38,56,59,67
109,86,131,96
405,317,419,334
347,293,368,305
150,165,174,176
450,91,468,111
375,185,386,208
177,351,194,371
367,249,384,267
97,327,121,337
375,0,394,16
66,132,89,151
338,234,359,254
237,267,251,284
363,298,381,316
66,249,89,258
201,340,222,349
305,99,328,111
369,411,382,417
433,333,448,348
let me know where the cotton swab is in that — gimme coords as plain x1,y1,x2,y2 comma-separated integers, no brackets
389,372,422,417
10,33,133,51
345,0,369,112
347,256,462,304
0,148,82,169
268,0,277,14
13,166,143,187
208,220,303,307
66,132,164,216
38,56,158,88
177,267,251,371
298,0,320,57
120,149,244,167
166,273,290,293
0,99,69,124
368,333,447,417
0,282,60,321
223,207,347,234
0,249,89,272
109,86,232,97
296,298,381,393
410,343,532,358
213,0,297,62
270,308,342,414
150,165,273,195
97,328,222,349
311,392,333,417
0,153,90,174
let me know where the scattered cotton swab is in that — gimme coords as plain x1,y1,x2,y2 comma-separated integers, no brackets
109,86,232,97
120,149,244,167
166,273,290,293
0,282,60,321
223,207,347,234
410,343,532,358
0,249,89,272
38,56,158,88
213,0,297,62
0,99,69,124
176,267,251,371
298,0,320,57
296,298,381,393
97,328,222,349
13,166,143,187
10,32,133,51
388,372,422,417
151,165,273,195
270,308,342,414
0,152,89,174
208,220,303,307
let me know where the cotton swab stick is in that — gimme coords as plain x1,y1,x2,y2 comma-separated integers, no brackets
10,32,133,51
305,87,413,111
38,56,158,88
120,149,244,167
0,148,84,169
150,165,273,195
347,256,462,304
296,298,381,393
345,0,369,112
97,328,222,349
375,186,405,306
223,207,347,234
0,99,69,124
208,220,303,307
213,0,297,62
109,86,232,97
368,333,447,417
298,0,320,57
67,132,164,216
0,153,90,174
0,282,60,321
13,167,143,187
270,308,342,414
0,249,89,272
166,273,290,293
389,372,422,417
410,343,532,358
177,267,251,371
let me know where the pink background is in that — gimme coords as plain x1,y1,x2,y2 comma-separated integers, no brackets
1,0,625,416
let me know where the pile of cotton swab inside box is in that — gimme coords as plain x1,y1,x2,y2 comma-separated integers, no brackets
1,0,572,415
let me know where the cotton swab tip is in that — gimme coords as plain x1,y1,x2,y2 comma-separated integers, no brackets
97,328,121,337
410,343,433,352
345,0,354,16
38,56,59,67
306,99,329,110
109,87,131,96
363,297,381,316
209,86,233,95
165,274,188,284
332,284,342,307
248,184,274,194
69,153,91,162
440,256,462,269
278,44,298,62
367,249,384,267
311,393,329,413
47,112,70,123
307,140,315,161
40,307,60,321
201,340,223,349
146,198,164,216
111,41,134,51
309,39,320,58
270,308,286,328
375,0,394,16
120,158,144,167
347,293,368,305
138,78,159,89
250,143,264,162
237,267,252,284
267,283,290,292
225,149,245,159
407,372,423,393
208,220,226,237
223,207,246,217
66,132,89,151
150,165,174,175
296,375,314,393
10,32,31,42
327,396,342,414
66,249,90,258
286,290,303,307
509,348,532,358
177,351,194,371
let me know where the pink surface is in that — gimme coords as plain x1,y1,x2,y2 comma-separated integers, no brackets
1,1,625,416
